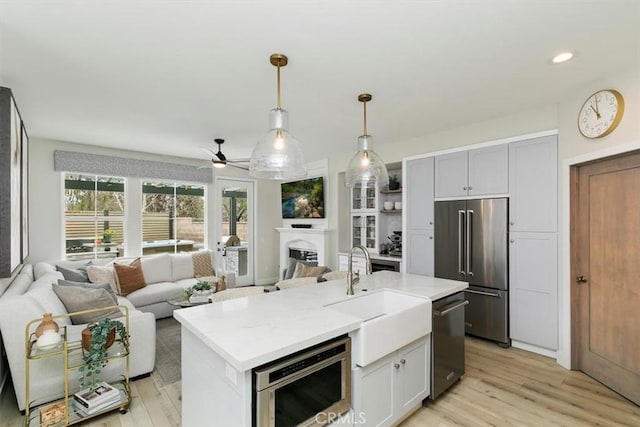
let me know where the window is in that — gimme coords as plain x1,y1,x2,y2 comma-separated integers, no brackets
142,181,205,255
221,187,248,243
64,174,125,260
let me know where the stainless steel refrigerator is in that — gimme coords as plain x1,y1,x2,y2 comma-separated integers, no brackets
434,198,509,346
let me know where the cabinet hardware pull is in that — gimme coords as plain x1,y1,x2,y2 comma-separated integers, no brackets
458,210,465,275
576,275,588,283
509,221,514,226
394,363,400,369
433,300,469,317
466,210,473,276
464,289,501,298
510,239,515,243
400,359,406,364
468,186,472,190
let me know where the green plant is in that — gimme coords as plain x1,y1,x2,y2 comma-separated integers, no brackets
102,229,114,237
79,318,128,390
389,175,398,184
185,281,213,298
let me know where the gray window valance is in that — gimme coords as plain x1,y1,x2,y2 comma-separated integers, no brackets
54,150,212,184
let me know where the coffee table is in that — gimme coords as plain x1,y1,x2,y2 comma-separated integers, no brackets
167,298,211,308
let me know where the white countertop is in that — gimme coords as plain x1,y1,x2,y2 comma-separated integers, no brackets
174,271,467,372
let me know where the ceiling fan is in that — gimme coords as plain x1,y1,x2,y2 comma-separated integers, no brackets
201,138,250,170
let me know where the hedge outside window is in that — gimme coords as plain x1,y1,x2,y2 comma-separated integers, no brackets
142,181,205,254
64,174,125,260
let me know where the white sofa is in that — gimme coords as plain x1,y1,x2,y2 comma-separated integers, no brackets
76,251,236,319
0,264,155,411
0,250,236,411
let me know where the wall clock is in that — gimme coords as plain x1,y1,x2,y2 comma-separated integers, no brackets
577,89,624,139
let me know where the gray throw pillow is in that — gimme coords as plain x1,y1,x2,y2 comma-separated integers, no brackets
57,279,117,302
52,284,121,325
56,265,90,282
283,257,318,280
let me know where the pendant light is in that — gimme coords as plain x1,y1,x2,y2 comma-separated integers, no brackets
345,93,389,188
249,53,307,180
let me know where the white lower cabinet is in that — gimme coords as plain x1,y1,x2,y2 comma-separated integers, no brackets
351,336,430,427
509,232,558,350
405,230,434,276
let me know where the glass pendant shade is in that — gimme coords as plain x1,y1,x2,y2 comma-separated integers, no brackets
249,108,307,180
345,135,389,188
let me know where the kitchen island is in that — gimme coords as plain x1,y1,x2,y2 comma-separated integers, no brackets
174,271,467,426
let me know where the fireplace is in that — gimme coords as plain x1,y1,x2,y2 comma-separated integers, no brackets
276,228,330,280
289,248,318,262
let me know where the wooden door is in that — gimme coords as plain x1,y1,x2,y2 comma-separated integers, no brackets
571,150,640,405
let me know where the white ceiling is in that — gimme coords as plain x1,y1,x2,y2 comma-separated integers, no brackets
1,0,639,164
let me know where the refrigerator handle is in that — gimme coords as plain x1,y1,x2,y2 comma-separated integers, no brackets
466,209,473,276
457,210,465,276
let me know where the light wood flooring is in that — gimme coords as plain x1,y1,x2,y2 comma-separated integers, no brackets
1,337,639,426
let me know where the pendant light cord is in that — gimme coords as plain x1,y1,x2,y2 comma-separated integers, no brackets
276,63,281,109
363,100,368,135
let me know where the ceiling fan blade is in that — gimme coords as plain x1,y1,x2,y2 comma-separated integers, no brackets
228,163,250,171
229,158,251,163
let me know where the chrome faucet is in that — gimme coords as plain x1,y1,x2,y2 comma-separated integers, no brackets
347,245,372,295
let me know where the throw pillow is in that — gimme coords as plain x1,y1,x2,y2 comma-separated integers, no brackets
57,279,117,302
56,265,90,283
86,265,120,295
140,253,172,284
113,258,146,296
192,251,214,277
52,284,121,325
284,257,318,280
292,262,327,279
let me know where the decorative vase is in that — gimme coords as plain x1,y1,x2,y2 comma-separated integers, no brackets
36,330,62,351
81,327,116,351
102,235,111,243
388,181,400,191
35,313,59,338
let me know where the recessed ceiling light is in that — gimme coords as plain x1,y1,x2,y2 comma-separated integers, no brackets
552,51,574,64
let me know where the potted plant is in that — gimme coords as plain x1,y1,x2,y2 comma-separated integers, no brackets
388,175,400,191
79,318,128,390
185,280,214,299
102,229,114,243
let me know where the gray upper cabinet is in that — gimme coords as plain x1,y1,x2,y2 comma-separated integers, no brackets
435,145,508,198
508,135,558,233
405,157,435,276
434,151,468,198
406,157,434,230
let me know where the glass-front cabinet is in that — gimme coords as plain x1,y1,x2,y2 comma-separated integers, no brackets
352,186,377,210
351,186,378,253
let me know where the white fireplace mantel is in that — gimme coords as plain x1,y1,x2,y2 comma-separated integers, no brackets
276,227,331,278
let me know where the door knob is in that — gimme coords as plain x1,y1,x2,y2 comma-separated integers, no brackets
576,275,588,283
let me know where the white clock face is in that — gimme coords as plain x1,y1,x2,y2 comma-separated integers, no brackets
578,90,624,139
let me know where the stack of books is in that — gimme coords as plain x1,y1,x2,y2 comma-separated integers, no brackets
72,382,121,416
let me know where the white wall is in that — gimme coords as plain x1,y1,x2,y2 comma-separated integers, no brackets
27,138,281,284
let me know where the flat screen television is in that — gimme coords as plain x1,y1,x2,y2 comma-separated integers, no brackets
281,177,325,219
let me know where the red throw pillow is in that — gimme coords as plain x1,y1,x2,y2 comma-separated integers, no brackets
113,258,146,296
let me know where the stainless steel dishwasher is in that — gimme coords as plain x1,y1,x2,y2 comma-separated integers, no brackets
430,292,468,400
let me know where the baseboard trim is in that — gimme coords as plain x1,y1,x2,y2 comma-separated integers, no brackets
512,340,557,359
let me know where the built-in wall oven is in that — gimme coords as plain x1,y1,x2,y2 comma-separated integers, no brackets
253,336,351,427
